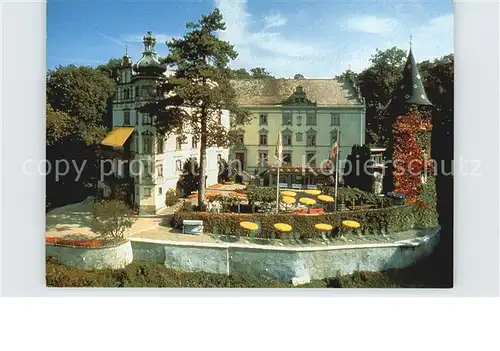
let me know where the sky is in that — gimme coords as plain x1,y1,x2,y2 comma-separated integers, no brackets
47,0,454,78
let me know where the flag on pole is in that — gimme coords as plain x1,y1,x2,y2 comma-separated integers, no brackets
329,134,338,161
275,131,283,164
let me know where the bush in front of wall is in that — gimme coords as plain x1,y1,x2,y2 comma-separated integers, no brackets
165,188,180,207
172,204,422,240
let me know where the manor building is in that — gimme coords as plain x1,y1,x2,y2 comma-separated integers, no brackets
97,31,229,214
230,78,366,188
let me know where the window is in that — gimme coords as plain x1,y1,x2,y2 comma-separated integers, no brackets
135,109,139,125
124,89,130,100
135,86,139,98
142,131,153,154
258,152,268,167
283,153,292,165
142,112,152,125
284,134,292,146
157,138,164,154
306,153,316,167
192,136,198,149
259,114,268,125
296,115,302,126
259,133,268,146
157,164,163,177
306,112,317,126
143,187,151,197
331,113,340,126
236,134,244,145
307,134,316,147
282,112,292,125
123,110,130,125
176,137,183,150
175,159,183,171
158,187,163,195
296,132,303,142
133,131,139,153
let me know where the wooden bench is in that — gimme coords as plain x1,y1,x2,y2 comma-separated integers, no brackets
182,220,204,235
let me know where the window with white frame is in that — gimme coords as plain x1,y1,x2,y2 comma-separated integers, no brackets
192,136,198,149
156,137,164,154
123,110,131,125
142,131,153,154
282,112,292,125
176,136,183,150
259,114,268,125
306,111,317,126
306,153,316,167
282,152,292,165
296,132,303,142
331,113,340,125
175,159,183,171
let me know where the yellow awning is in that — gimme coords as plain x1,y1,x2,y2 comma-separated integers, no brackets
100,127,135,147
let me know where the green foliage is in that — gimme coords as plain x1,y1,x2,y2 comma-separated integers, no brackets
46,259,292,288
179,200,194,213
177,158,199,196
245,185,276,204
46,104,74,146
141,8,251,208
165,188,180,207
293,73,305,79
95,58,123,81
250,67,274,79
91,200,134,238
213,194,241,212
342,145,373,192
172,204,424,239
46,65,114,144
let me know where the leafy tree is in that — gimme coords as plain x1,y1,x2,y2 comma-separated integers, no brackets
218,158,230,183
91,199,134,239
293,73,305,79
250,67,274,79
142,8,251,210
96,58,123,81
230,68,252,79
177,158,200,197
46,65,115,144
46,104,74,146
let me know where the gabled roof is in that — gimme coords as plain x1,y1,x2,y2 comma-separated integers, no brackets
230,78,364,107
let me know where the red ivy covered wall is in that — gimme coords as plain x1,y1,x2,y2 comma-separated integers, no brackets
392,108,434,204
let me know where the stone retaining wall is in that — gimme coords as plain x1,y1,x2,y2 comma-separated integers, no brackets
130,227,440,285
46,240,133,270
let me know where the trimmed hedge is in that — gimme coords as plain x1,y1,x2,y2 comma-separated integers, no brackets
171,204,435,239
45,237,127,249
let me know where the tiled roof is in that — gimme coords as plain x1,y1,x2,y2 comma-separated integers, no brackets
230,78,364,107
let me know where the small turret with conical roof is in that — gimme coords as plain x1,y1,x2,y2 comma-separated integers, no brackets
133,31,166,75
388,39,432,110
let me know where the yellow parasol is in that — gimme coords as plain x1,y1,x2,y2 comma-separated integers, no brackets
317,195,334,203
299,197,316,206
281,190,297,197
315,223,333,231
304,189,321,196
239,221,259,231
342,220,361,229
274,223,292,232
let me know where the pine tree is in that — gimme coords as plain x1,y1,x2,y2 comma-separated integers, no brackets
142,8,250,210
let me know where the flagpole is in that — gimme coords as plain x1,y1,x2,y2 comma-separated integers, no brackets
276,164,280,213
334,129,340,211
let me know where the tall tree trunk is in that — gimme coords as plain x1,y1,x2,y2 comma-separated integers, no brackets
198,116,208,210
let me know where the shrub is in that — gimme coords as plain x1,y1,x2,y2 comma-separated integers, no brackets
179,200,194,213
245,185,276,204
171,204,427,240
213,194,242,212
91,199,134,238
165,188,180,207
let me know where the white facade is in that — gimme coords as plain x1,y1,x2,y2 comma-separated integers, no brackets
101,32,230,214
